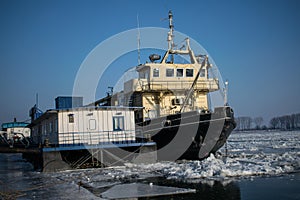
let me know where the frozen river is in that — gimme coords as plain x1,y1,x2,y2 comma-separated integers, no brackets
0,130,299,199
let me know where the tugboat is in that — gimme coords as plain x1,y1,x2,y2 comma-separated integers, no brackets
95,11,236,161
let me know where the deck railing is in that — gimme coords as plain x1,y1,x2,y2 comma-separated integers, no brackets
58,130,139,146
124,78,219,93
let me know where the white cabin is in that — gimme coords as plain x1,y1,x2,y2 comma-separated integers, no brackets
29,107,137,146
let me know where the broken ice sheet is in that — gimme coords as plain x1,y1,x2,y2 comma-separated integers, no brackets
100,183,196,199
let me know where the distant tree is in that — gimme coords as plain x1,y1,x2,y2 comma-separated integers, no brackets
279,117,285,129
296,113,300,128
291,114,296,129
236,116,252,130
253,117,264,129
285,115,292,130
261,125,267,130
235,117,241,130
269,113,300,130
245,117,252,130
269,117,279,129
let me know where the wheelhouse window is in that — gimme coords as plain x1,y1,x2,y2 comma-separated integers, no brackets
113,116,124,131
166,68,174,77
68,114,74,123
200,68,206,77
171,98,182,105
176,69,184,77
153,68,159,77
140,72,146,79
186,69,194,77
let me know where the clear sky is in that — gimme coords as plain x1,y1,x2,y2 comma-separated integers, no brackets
0,0,300,125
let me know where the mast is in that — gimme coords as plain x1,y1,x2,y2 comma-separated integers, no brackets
167,10,174,50
137,14,141,65
36,93,39,108
167,10,175,63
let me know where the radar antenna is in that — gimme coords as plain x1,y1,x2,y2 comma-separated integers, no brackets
137,14,141,65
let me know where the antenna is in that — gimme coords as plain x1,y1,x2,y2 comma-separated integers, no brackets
168,10,174,50
36,93,39,108
167,10,175,63
137,14,141,65
224,80,229,106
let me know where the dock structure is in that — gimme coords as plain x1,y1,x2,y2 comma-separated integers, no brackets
39,141,156,172
0,141,156,172
0,103,157,172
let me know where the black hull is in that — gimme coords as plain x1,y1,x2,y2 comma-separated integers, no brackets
137,106,236,161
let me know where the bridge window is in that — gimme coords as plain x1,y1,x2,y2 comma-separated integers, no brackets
171,98,182,105
153,68,159,77
166,68,174,77
176,69,183,77
200,68,206,77
140,71,149,79
186,69,193,77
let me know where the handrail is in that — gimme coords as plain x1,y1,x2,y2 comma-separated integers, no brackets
58,130,136,146
139,79,219,91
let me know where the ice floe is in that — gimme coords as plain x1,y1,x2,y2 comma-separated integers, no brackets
41,131,300,199
100,183,195,199
52,131,300,185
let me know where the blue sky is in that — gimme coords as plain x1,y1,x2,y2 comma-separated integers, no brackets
0,0,300,125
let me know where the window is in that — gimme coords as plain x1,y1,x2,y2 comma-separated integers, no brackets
113,116,124,131
186,69,194,77
68,114,74,123
153,68,159,77
43,124,47,135
166,68,174,77
140,71,149,79
49,122,53,133
54,119,58,133
140,72,145,79
89,119,96,130
200,68,206,77
176,69,183,77
171,98,182,105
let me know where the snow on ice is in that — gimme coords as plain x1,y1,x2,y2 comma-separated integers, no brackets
37,131,299,199
133,131,300,180
52,131,300,185
2,131,298,199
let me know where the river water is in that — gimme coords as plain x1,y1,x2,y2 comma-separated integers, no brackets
0,130,299,199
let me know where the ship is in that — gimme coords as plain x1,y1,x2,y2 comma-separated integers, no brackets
93,11,236,161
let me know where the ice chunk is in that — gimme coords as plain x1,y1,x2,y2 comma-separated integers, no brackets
100,183,196,199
